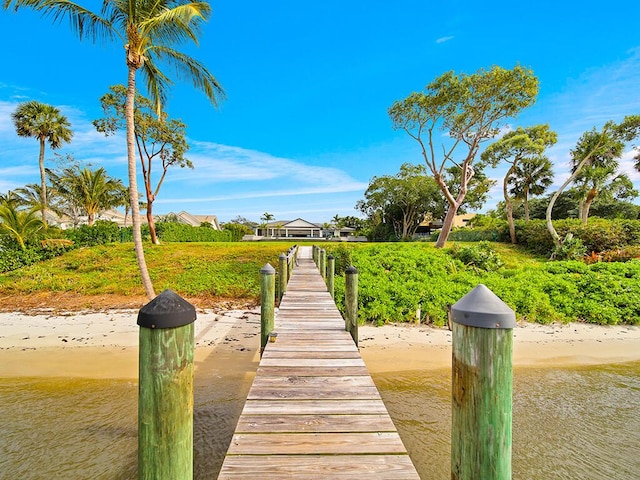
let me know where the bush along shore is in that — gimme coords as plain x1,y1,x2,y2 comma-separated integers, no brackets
326,242,640,326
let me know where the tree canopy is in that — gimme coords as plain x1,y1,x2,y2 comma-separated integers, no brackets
389,65,539,247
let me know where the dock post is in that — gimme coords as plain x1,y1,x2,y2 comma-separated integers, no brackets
345,266,358,347
278,253,288,301
327,254,335,299
137,290,196,480
450,284,516,480
319,249,326,279
260,263,276,355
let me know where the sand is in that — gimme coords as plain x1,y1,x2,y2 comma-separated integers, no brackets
1,308,639,378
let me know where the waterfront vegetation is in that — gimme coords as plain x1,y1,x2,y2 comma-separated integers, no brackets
1,240,639,326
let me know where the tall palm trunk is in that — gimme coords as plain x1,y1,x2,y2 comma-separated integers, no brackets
38,137,47,226
523,186,530,222
126,64,155,300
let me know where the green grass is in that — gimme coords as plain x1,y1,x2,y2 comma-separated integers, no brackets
0,242,292,299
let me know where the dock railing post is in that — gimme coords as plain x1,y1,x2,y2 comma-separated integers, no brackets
260,263,276,355
327,254,335,299
278,253,287,302
345,266,358,347
319,248,326,279
450,284,516,480
137,289,196,480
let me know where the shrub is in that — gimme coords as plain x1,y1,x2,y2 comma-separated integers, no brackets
64,221,122,246
447,241,504,272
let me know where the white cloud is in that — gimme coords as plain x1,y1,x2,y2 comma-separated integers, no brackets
436,36,454,44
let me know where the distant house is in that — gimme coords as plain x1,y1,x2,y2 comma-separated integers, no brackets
166,211,221,230
255,218,325,238
252,218,361,240
415,213,476,237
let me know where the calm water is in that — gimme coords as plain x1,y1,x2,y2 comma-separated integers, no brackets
1,362,639,479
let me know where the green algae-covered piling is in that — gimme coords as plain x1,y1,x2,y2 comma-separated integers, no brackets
137,290,196,480
450,284,516,480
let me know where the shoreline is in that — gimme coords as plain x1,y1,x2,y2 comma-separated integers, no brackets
1,309,639,378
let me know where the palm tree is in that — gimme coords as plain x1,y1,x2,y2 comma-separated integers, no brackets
509,156,554,221
5,0,225,299
11,101,72,226
0,203,45,250
49,166,126,225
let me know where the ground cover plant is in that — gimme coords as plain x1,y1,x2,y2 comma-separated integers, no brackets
325,243,640,326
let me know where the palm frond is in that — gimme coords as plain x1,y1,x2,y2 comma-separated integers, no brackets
150,45,224,106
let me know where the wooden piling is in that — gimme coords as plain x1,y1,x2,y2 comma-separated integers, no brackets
319,248,326,279
450,284,516,480
260,263,276,354
327,254,335,299
345,266,359,347
137,290,196,480
278,252,288,301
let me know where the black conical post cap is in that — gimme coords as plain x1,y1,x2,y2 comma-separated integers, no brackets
137,289,196,329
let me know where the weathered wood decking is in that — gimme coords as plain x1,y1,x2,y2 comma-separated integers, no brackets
218,247,419,479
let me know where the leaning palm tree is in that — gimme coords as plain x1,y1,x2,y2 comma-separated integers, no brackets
10,101,73,226
5,0,225,299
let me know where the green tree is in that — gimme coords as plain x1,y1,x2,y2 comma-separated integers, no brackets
546,116,640,248
481,125,557,243
356,163,444,240
0,203,45,250
94,84,191,243
509,155,554,221
10,101,72,226
5,0,225,299
573,151,637,224
389,65,538,247
49,166,126,226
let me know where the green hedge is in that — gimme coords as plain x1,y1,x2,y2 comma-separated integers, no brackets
155,222,232,242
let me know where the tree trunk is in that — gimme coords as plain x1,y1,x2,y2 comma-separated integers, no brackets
504,164,517,244
435,203,459,248
147,201,159,244
523,187,530,222
126,65,156,300
581,188,597,225
38,137,47,226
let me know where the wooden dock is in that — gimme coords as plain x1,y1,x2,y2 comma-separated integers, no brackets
218,247,419,479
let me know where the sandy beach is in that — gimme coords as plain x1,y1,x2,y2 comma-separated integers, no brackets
1,307,639,379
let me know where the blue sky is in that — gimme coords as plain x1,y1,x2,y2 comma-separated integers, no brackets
1,1,639,224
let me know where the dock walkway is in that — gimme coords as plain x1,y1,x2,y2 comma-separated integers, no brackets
218,246,419,479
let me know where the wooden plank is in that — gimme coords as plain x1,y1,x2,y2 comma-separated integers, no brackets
227,432,408,455
261,350,362,359
240,399,389,415
235,414,397,433
247,385,381,400
250,375,377,389
218,455,420,479
256,366,369,376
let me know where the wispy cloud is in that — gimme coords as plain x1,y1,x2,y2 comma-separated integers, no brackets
436,36,454,44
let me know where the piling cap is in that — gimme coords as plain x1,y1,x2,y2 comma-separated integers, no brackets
279,252,287,259
261,263,276,274
451,284,516,329
345,265,358,274
137,289,196,329
328,254,335,260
